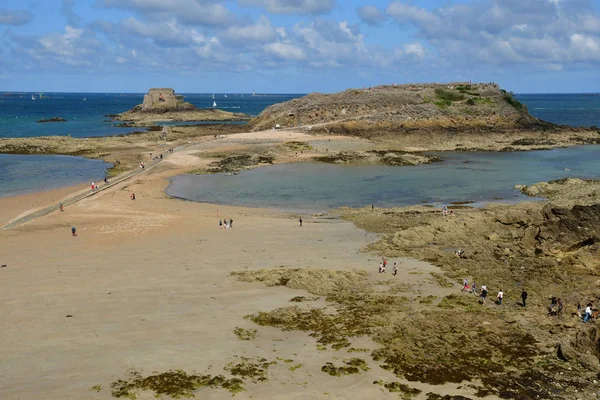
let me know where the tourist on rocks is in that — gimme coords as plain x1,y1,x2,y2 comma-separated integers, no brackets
130,193,136,200
378,262,385,273
549,296,558,315
584,303,593,323
480,284,488,305
521,289,528,307
497,289,504,305
462,278,469,291
472,281,477,295
393,263,398,276
59,203,64,212
382,257,388,270
71,226,77,237
557,298,564,317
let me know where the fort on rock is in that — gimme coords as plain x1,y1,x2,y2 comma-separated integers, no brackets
142,88,186,111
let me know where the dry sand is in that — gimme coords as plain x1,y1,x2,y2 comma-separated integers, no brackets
0,131,495,400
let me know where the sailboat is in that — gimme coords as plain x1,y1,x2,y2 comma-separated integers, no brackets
83,96,87,101
224,94,227,98
213,101,217,107
39,93,43,100
252,90,256,96
31,94,36,101
211,94,215,99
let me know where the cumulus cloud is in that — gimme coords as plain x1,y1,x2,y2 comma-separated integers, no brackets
100,0,234,26
385,0,600,67
358,6,385,26
221,16,278,44
0,9,33,26
239,0,335,15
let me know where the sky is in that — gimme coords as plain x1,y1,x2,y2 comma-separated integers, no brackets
0,0,599,93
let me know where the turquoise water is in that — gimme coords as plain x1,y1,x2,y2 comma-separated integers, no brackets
166,146,600,211
0,154,111,198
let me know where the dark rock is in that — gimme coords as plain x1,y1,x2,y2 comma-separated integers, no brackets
37,117,66,123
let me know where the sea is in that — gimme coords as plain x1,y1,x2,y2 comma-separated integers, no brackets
0,92,599,199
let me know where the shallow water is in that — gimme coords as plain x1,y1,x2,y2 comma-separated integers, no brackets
0,154,111,198
166,146,600,211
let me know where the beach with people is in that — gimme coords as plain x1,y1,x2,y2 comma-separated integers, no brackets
1,118,600,399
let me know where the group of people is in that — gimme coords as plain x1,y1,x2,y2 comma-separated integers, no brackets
461,279,515,306
442,206,455,217
378,257,399,276
219,218,233,229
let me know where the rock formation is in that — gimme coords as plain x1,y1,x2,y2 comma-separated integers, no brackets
112,88,249,127
249,82,548,133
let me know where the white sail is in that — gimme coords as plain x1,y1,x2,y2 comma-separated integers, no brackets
31,94,35,101
213,101,217,107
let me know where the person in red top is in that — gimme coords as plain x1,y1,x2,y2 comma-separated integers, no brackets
382,257,388,269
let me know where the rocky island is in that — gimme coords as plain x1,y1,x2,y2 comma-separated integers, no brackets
37,117,66,123
111,88,250,127
250,83,600,152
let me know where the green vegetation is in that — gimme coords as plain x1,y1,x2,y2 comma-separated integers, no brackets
321,358,369,376
90,384,102,392
288,364,303,371
289,295,319,302
110,369,245,399
503,93,525,110
233,327,258,341
225,357,276,383
435,88,465,103
374,380,422,399
347,347,369,353
429,272,454,288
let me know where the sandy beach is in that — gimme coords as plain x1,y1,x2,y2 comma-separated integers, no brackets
0,131,484,400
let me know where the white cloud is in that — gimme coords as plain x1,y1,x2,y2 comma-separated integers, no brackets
264,42,306,60
100,0,234,26
385,0,600,67
239,0,335,15
221,16,277,44
0,9,33,26
358,6,385,26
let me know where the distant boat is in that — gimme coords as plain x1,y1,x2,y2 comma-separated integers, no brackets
211,94,215,99
252,90,256,96
39,93,42,99
213,101,217,107
31,94,36,101
82,96,87,101
224,94,227,98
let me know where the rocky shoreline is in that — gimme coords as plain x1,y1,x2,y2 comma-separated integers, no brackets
330,177,600,399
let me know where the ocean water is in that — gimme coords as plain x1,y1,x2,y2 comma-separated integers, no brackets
0,92,303,138
166,145,600,212
515,93,600,127
0,92,598,199
0,154,110,198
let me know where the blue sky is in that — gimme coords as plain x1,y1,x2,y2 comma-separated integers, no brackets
1,0,599,93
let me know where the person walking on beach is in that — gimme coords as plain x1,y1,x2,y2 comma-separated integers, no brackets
219,219,223,229
71,227,77,236
521,289,528,307
497,289,504,305
392,263,398,276
130,193,136,200
229,218,233,228
299,217,303,227
59,203,64,212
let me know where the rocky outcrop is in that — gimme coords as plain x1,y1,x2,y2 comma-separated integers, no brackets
249,82,547,134
112,88,250,127
37,117,66,123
